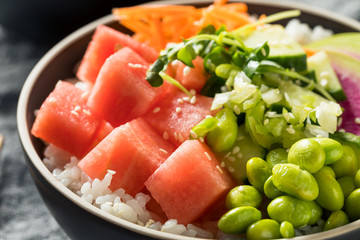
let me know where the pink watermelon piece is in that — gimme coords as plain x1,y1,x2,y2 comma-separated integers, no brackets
77,25,159,84
86,47,165,127
142,91,215,147
171,56,209,93
145,140,235,224
78,118,175,196
327,51,360,135
31,81,113,158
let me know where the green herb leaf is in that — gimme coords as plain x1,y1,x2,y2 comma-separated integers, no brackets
177,44,196,67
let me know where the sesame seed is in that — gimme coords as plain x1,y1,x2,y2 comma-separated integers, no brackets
183,66,191,76
190,130,198,139
177,98,184,104
286,125,296,134
205,115,213,119
71,110,79,116
178,133,184,142
237,153,243,159
107,169,116,175
228,166,235,173
227,156,236,162
81,91,90,100
163,131,169,140
199,137,205,143
171,59,180,66
224,152,231,158
173,132,178,141
339,128,346,132
216,165,224,174
190,96,197,104
232,146,240,154
74,106,81,111
234,105,241,115
153,107,161,113
183,97,190,102
221,161,226,167
320,79,328,87
82,109,91,116
48,97,57,103
320,71,330,78
159,148,168,154
355,118,360,125
176,107,182,113
128,63,146,68
190,89,196,95
204,152,211,161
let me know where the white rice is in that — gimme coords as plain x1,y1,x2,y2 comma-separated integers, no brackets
285,19,333,45
44,144,214,238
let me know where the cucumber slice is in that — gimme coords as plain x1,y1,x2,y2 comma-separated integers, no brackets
330,131,360,168
307,51,346,101
244,25,307,71
217,125,267,184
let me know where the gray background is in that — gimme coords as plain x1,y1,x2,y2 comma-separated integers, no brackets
0,0,359,239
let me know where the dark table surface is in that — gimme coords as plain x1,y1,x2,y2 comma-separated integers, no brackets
0,0,360,239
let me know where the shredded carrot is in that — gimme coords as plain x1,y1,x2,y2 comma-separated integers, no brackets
112,0,255,51
214,0,228,6
303,47,318,57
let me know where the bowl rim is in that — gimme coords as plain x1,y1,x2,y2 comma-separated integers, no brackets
17,0,360,239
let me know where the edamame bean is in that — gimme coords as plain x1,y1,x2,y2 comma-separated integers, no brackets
324,210,349,231
266,148,288,169
330,145,358,177
344,188,360,221
320,166,336,179
306,201,323,226
225,185,262,209
267,195,312,228
246,219,281,240
356,169,360,188
314,167,344,211
207,108,238,153
246,157,272,193
218,206,262,234
272,163,319,201
337,176,356,198
264,176,285,199
288,138,325,173
280,221,295,238
313,137,343,165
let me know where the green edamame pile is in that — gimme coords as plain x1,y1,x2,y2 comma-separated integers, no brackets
153,13,359,238
217,137,360,239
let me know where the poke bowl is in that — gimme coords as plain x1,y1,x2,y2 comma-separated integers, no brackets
17,0,360,239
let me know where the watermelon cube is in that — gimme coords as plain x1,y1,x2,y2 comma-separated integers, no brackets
78,118,175,196
145,140,235,224
31,81,113,158
86,47,164,127
77,25,158,84
173,56,209,93
142,91,215,147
